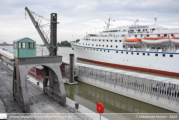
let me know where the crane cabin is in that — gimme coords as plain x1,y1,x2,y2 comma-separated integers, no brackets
13,37,36,58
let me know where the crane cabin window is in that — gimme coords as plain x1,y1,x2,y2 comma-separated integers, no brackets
28,42,34,48
19,43,22,48
22,43,26,48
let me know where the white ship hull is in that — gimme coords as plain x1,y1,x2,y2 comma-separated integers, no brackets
71,41,179,76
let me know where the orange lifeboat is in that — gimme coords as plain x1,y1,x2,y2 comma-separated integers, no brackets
142,34,170,45
171,34,179,45
125,38,142,42
125,38,142,45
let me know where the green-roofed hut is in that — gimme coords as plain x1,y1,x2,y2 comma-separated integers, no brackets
13,37,36,58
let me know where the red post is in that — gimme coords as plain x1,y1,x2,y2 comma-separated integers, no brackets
96,102,104,120
39,75,41,80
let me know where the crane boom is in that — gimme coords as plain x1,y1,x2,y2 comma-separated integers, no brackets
25,7,58,56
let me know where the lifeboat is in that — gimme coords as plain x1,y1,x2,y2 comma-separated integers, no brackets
142,35,170,45
125,38,142,45
170,34,179,45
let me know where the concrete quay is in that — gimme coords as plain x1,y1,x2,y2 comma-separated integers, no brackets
0,61,105,120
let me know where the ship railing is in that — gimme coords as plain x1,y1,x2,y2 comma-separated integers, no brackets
77,65,179,103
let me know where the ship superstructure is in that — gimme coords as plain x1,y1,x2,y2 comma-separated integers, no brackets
70,16,179,76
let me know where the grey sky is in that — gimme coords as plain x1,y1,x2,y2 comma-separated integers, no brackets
0,0,179,44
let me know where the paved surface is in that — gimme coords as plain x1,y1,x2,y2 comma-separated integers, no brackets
0,61,92,120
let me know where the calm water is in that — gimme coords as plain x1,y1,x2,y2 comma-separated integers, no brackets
0,46,173,118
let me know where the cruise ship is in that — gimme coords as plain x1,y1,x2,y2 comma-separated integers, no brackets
70,16,179,76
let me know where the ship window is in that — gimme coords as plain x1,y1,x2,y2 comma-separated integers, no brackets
86,44,87,45
148,53,150,56
141,35,143,37
104,50,105,52
170,54,173,57
155,54,158,56
135,35,137,37
95,39,97,41
147,35,149,37
163,54,165,57
126,52,128,54
103,40,105,42
92,44,94,46
123,45,125,48
103,45,104,47
83,43,84,45
107,40,108,42
93,49,95,50
121,51,123,54
111,40,112,42
158,34,160,37
119,40,121,42
116,51,118,53
111,45,113,48
131,52,133,55
100,49,102,51
115,40,117,42
137,53,139,55
92,39,94,41
171,34,173,37
108,50,110,52
164,34,167,37
96,44,98,46
143,53,145,55
99,39,101,41
106,45,108,47
99,45,101,47
97,49,98,51
116,46,118,48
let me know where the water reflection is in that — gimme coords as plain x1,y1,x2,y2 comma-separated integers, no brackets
65,82,173,113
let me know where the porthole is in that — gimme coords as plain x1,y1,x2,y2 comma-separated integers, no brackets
111,45,113,48
106,45,108,47
131,52,133,55
107,40,108,42
108,50,109,52
116,51,118,53
115,40,117,42
163,54,165,57
137,53,139,55
119,40,121,42
121,51,123,54
104,50,105,52
111,40,112,42
148,53,150,56
126,52,128,54
155,54,158,56
170,54,173,57
116,46,118,48
143,53,145,55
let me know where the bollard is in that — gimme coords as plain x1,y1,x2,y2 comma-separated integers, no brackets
75,103,79,110
69,54,74,83
37,82,39,85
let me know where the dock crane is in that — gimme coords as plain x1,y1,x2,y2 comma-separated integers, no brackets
25,7,58,56
11,7,67,113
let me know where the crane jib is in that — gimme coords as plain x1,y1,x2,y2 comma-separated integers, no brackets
25,7,58,56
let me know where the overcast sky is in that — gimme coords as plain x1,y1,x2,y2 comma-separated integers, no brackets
0,0,179,44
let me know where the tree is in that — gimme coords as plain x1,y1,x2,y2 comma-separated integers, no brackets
76,39,80,42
